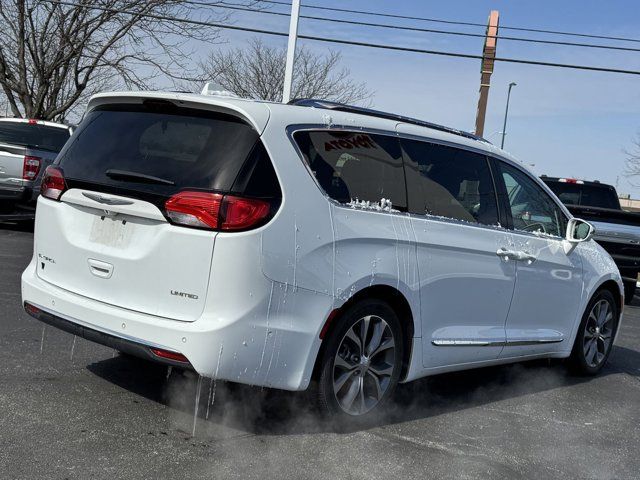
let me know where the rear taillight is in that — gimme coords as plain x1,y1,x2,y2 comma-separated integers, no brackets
22,155,41,180
221,195,271,231
164,191,271,231
165,191,224,229
40,166,67,201
149,348,189,363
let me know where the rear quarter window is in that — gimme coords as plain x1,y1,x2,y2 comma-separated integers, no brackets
293,130,406,210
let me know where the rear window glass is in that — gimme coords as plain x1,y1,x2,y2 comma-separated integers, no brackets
56,103,260,197
544,181,619,209
293,130,407,210
0,122,70,152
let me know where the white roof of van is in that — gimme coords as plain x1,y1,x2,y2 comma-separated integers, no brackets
88,91,521,165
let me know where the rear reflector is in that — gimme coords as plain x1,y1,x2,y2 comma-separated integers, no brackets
319,309,341,339
165,191,271,231
24,302,42,316
23,155,41,180
150,348,189,363
40,166,67,200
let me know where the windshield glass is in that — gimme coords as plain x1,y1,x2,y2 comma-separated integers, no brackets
0,122,70,152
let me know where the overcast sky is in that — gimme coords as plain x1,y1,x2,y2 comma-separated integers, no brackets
197,0,640,195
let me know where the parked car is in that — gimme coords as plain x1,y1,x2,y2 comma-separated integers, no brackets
541,176,640,303
0,118,72,209
22,92,623,419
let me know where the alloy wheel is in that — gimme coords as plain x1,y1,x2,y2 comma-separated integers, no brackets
583,299,614,368
332,315,396,416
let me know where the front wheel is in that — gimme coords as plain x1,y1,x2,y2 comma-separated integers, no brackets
316,299,404,420
569,289,619,375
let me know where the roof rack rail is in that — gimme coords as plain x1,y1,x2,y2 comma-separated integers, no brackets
289,98,488,143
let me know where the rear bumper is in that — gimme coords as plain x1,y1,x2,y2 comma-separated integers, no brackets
24,302,193,369
0,184,30,202
21,258,331,390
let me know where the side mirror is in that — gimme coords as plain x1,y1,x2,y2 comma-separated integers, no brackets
563,217,595,254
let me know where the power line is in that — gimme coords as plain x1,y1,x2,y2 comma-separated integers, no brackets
252,0,640,44
193,1,640,53
42,0,640,77
250,0,493,28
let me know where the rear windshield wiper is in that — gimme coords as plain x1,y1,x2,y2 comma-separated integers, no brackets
105,169,175,186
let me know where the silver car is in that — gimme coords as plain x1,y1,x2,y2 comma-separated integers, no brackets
0,118,72,207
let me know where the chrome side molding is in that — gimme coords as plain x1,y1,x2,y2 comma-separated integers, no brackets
432,338,564,347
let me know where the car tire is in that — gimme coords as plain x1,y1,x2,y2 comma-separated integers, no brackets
569,289,619,375
316,299,404,422
623,281,636,305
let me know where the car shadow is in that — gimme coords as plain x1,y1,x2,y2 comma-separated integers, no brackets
86,342,640,436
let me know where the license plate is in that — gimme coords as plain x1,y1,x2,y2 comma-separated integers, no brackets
89,215,132,247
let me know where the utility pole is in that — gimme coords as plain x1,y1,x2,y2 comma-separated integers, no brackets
501,82,517,149
282,0,301,104
474,10,499,137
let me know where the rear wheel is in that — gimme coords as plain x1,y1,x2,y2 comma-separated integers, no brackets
569,289,619,375
316,299,404,420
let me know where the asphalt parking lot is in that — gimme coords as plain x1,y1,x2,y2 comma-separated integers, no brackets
1,222,639,480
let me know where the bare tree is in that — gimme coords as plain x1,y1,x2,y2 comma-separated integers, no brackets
624,132,640,180
0,93,8,117
195,38,372,104
0,0,253,121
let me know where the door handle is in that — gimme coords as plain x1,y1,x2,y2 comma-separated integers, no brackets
516,251,537,263
88,258,114,279
496,248,537,263
496,248,516,260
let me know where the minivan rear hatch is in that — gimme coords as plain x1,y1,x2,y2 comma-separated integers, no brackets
36,98,276,321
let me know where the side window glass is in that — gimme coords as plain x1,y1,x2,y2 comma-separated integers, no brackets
402,139,499,226
293,130,406,210
498,162,567,237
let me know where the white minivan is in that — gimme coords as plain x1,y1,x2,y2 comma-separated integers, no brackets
22,92,623,419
